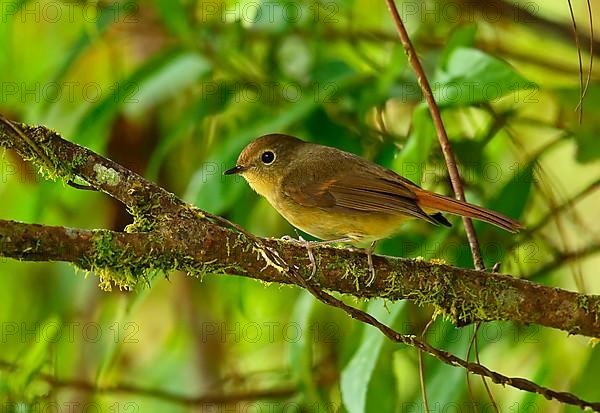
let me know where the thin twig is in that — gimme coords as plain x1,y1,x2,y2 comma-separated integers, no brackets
525,179,599,236
419,318,435,413
567,0,585,123
504,125,587,291
526,243,600,281
383,0,485,270
212,217,600,411
2,119,600,409
570,0,595,117
574,0,594,113
584,0,594,96
474,324,500,413
465,323,478,413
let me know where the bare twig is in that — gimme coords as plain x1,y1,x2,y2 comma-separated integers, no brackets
383,3,503,408
474,323,500,413
575,0,594,113
465,324,479,413
569,0,594,118
419,318,435,413
1,119,600,410
526,178,600,236
566,0,585,123
384,0,485,270
526,243,600,281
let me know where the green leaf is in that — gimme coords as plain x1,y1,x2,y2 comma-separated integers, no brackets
461,162,533,268
341,300,406,413
152,0,192,38
487,162,534,220
408,319,473,411
243,0,299,33
289,291,320,404
392,105,435,184
434,47,537,106
565,346,600,413
439,25,477,70
305,108,361,153
75,46,187,148
123,52,212,117
37,2,132,115
365,351,398,412
574,127,600,163
146,82,228,180
10,316,60,398
0,0,41,70
186,62,359,214
184,97,319,214
377,45,409,97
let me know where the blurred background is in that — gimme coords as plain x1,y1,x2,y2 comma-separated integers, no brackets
0,0,599,411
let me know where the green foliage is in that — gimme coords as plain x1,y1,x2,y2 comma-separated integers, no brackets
435,48,537,106
392,105,435,184
0,0,598,412
573,125,600,163
341,300,406,413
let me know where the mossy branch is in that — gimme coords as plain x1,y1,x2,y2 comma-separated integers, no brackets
1,118,600,410
0,118,599,337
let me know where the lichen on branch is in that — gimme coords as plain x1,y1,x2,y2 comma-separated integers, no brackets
1,117,600,338
1,117,600,410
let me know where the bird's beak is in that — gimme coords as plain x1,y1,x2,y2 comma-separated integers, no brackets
224,165,246,175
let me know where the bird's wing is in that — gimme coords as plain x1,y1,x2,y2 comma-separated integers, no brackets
282,154,436,222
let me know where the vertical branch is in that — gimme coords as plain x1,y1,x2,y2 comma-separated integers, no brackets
567,0,585,123
419,318,435,413
384,1,493,406
383,0,484,269
573,0,594,120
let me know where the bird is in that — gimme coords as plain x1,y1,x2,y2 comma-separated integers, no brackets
224,133,522,285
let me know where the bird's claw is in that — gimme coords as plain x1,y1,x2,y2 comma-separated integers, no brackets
366,253,376,287
365,241,377,287
282,235,318,280
299,235,317,281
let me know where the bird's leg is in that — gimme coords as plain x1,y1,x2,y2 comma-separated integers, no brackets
282,236,375,285
281,234,300,243
281,235,316,277
299,235,317,280
366,241,377,287
281,235,353,281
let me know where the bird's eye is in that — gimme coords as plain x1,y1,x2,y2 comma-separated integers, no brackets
261,151,275,165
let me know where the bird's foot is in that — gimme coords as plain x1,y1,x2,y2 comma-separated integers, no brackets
299,235,318,280
365,241,377,287
281,235,317,280
281,234,302,244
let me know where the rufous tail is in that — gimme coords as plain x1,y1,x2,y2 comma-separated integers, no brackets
416,191,522,233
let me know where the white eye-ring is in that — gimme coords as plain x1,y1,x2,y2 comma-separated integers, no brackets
261,150,275,165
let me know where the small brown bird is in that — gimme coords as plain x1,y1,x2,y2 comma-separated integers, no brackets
225,134,522,285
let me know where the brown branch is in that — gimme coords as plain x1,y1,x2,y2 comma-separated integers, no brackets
384,0,485,270
1,119,600,410
382,3,498,406
272,254,600,412
2,218,598,337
